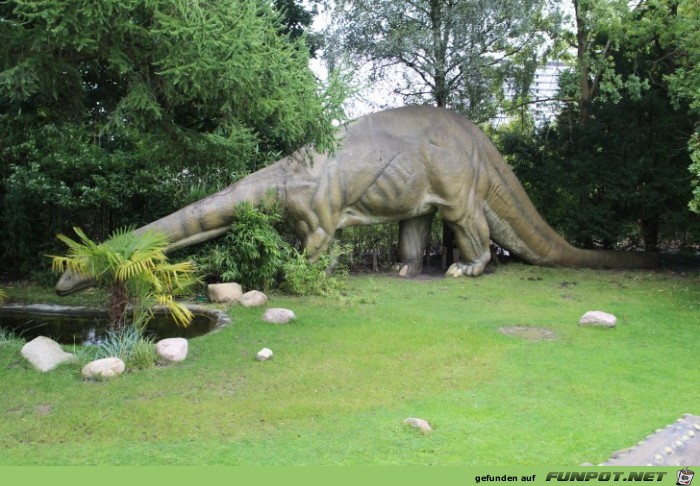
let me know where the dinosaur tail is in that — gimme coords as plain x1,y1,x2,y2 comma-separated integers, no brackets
481,141,658,270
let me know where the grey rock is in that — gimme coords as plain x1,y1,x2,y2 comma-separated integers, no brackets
21,336,76,372
404,417,433,432
156,338,188,363
208,282,243,303
579,310,617,328
403,417,433,432
82,357,125,379
256,348,273,361
240,290,268,308
262,308,296,324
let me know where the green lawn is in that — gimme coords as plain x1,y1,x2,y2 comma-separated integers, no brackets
1,263,698,465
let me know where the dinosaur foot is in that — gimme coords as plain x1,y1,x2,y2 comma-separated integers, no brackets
446,261,487,277
395,262,423,277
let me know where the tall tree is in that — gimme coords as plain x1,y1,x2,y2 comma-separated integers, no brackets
651,0,700,213
503,0,699,250
0,0,342,158
321,0,558,123
0,0,347,276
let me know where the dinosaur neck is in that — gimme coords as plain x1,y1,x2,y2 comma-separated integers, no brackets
135,162,288,252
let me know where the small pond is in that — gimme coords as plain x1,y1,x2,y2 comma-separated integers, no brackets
0,304,230,345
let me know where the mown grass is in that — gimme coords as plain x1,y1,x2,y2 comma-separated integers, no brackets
1,263,698,465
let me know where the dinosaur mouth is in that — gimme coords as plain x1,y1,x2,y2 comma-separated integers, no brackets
54,272,95,296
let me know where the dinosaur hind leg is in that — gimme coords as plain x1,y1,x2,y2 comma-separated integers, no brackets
397,213,435,276
442,206,492,277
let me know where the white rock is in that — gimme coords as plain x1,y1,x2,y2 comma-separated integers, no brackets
404,417,433,432
21,336,76,372
256,348,273,361
156,338,188,363
262,308,296,324
81,357,125,379
208,282,243,303
240,290,268,308
579,310,617,328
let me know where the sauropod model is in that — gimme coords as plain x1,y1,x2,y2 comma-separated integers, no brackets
56,105,657,295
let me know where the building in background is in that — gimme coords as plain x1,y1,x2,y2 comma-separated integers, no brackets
496,60,567,127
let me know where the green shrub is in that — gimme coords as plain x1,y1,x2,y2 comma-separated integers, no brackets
0,327,23,347
94,326,157,370
128,336,159,370
281,249,348,296
193,202,292,290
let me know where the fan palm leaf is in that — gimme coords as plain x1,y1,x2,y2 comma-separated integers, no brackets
51,226,199,329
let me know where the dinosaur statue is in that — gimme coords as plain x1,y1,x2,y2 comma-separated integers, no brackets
55,106,657,295
599,413,700,466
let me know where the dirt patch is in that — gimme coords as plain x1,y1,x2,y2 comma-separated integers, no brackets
499,326,556,341
35,404,53,416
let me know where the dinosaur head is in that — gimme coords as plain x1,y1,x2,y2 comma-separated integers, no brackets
55,269,95,296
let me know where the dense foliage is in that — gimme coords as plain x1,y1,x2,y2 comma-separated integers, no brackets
191,203,292,291
0,0,345,277
498,0,699,249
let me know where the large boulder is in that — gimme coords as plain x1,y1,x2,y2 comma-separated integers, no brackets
156,338,188,363
208,283,243,303
262,308,296,324
81,357,126,379
21,336,76,372
240,290,268,308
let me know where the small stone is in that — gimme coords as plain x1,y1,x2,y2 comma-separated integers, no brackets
262,308,296,324
156,338,188,363
240,290,268,308
579,310,617,328
21,336,76,372
81,357,125,379
256,348,273,361
404,417,432,432
208,282,243,303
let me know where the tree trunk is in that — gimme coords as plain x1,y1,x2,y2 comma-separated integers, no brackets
574,0,592,123
109,281,129,331
428,0,455,266
641,219,659,252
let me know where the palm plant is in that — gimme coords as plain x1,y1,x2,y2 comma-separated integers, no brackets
51,227,199,330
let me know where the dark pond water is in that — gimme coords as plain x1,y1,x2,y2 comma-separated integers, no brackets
0,304,230,345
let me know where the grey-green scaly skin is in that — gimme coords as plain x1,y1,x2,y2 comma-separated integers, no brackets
600,414,700,466
55,106,657,295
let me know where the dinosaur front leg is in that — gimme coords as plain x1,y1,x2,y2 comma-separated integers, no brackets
294,212,334,262
397,213,434,276
442,207,492,277
301,226,335,262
